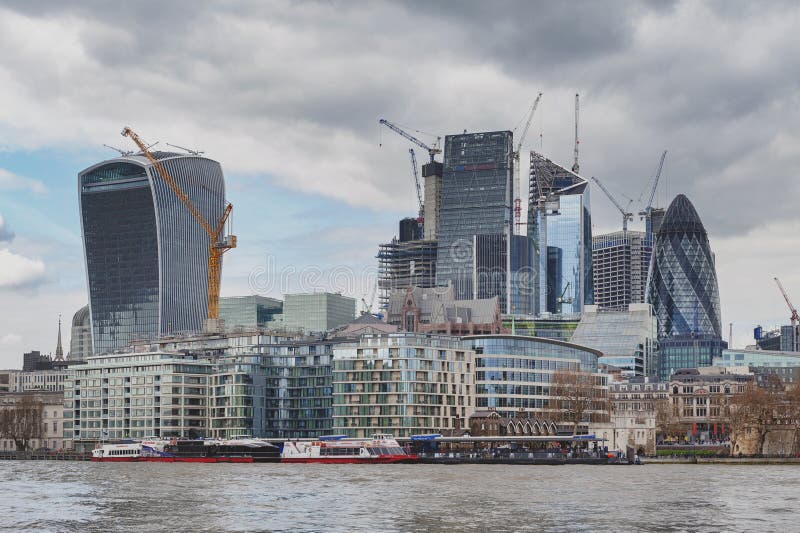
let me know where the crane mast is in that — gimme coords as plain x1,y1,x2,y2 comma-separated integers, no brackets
121,127,236,324
639,150,668,218
572,93,580,174
774,277,799,326
408,149,424,219
590,176,633,232
513,92,543,232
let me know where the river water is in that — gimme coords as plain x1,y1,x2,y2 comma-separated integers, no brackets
0,462,796,532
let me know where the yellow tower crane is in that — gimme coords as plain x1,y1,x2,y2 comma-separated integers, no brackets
121,127,237,324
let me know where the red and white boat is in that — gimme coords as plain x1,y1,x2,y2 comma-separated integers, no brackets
281,433,418,464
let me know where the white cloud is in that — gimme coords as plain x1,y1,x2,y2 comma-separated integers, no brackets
0,168,46,194
0,333,22,346
0,248,46,289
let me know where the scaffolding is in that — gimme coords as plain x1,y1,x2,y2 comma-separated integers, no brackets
377,239,438,309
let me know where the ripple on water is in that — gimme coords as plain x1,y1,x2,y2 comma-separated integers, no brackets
1,462,799,532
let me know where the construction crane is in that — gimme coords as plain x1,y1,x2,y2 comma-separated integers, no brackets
512,92,543,231
639,150,668,219
590,176,634,232
571,93,580,174
774,277,799,326
378,119,441,163
556,282,573,305
121,127,236,322
408,149,424,219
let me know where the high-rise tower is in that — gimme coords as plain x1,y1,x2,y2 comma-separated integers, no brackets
79,152,227,354
647,194,725,379
528,152,593,316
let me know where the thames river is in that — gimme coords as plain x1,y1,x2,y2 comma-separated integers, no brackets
1,462,797,532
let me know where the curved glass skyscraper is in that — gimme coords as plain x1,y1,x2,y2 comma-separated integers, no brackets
79,152,226,354
647,194,725,379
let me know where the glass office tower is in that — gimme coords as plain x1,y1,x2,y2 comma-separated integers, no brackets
436,131,515,309
79,152,227,354
528,152,593,316
647,194,725,380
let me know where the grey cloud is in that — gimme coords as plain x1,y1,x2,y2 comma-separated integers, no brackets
0,0,798,241
0,215,14,242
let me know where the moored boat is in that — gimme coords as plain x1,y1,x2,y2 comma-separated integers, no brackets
281,433,418,464
91,437,279,463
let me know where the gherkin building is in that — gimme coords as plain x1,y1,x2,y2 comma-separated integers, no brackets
647,194,722,339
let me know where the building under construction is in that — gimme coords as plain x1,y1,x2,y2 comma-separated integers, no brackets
377,237,437,310
592,230,651,310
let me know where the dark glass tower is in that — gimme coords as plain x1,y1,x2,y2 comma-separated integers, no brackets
436,131,514,308
79,153,226,354
647,194,725,379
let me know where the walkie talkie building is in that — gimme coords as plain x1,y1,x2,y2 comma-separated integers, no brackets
79,152,227,354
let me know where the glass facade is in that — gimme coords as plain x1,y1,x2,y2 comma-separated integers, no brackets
79,153,227,354
570,304,657,376
715,348,800,369
657,334,727,381
282,293,356,333
528,152,593,315
436,131,514,306
219,295,283,331
647,194,722,339
466,335,603,419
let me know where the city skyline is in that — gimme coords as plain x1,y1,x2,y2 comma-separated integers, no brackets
1,1,800,365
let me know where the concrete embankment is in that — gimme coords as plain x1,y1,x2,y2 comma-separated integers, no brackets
0,452,91,461
645,456,800,465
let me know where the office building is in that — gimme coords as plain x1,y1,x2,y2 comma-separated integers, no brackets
377,239,437,309
218,295,283,332
79,151,228,354
332,333,474,438
436,131,514,308
422,160,444,240
647,194,722,339
715,348,800,385
528,152,593,315
570,304,658,377
501,315,581,341
282,293,356,333
647,194,725,379
466,335,606,423
69,305,93,360
592,230,651,310
23,351,53,372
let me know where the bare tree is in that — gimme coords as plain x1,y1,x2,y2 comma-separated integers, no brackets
654,398,686,441
0,395,45,451
549,370,605,435
729,383,774,456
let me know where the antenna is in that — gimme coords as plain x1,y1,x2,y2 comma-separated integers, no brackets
166,143,205,156
571,93,580,174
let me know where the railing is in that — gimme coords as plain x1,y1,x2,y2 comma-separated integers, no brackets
0,451,92,461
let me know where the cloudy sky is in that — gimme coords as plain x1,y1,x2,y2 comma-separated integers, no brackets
0,0,798,366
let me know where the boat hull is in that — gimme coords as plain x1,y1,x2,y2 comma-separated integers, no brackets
91,456,254,463
281,454,418,464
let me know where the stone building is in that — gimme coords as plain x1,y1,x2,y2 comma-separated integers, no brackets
386,286,503,335
0,391,64,452
468,408,559,437
591,411,657,456
669,367,753,442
